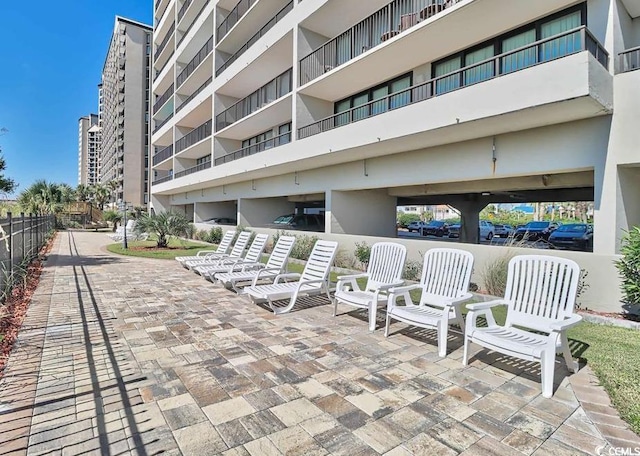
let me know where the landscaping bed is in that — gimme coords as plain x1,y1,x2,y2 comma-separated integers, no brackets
106,238,209,260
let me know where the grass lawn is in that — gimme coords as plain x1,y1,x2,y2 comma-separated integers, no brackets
106,238,211,260
104,251,640,433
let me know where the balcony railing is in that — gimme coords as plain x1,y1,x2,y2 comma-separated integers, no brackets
174,159,212,178
215,1,294,77
177,1,210,47
176,77,212,113
214,131,291,165
152,144,174,166
177,36,214,87
619,46,640,73
217,0,257,42
152,174,173,185
178,0,193,23
299,0,462,85
153,83,174,113
298,27,609,139
153,113,174,133
216,68,292,131
156,22,175,57
175,119,212,153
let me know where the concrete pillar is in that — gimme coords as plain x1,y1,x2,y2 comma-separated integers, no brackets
449,197,490,244
150,194,171,213
194,201,237,223
327,189,397,237
238,197,295,228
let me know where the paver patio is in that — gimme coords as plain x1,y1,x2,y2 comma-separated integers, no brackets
0,230,636,455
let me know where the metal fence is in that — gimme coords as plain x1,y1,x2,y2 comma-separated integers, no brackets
0,213,55,301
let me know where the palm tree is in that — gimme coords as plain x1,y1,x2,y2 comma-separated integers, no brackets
17,180,65,215
75,184,91,202
93,184,110,210
134,211,190,248
107,180,118,207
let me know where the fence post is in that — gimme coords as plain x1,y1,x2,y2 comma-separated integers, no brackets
29,213,34,258
20,213,25,265
7,212,13,281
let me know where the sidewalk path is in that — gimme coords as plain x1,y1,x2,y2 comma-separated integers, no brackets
0,230,636,455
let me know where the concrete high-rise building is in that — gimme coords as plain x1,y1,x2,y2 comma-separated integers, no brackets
77,114,99,186
149,0,640,308
100,16,153,206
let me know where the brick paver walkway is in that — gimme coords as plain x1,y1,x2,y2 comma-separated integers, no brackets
0,230,637,455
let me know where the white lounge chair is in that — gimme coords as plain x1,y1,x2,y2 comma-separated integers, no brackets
333,242,407,331
184,231,251,271
175,230,236,266
214,235,296,292
463,255,582,398
108,219,136,240
194,234,269,279
385,248,474,356
243,240,338,315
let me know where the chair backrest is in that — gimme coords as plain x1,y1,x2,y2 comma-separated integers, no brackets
300,240,339,283
244,234,269,263
229,231,251,258
420,248,474,307
365,242,407,291
265,236,296,271
125,219,136,230
504,255,580,333
217,230,236,254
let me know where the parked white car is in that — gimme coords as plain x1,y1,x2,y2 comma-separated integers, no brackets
406,221,429,233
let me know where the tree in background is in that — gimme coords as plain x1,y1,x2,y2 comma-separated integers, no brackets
17,180,67,215
0,127,16,194
107,180,118,207
134,211,190,248
75,184,91,202
92,184,110,210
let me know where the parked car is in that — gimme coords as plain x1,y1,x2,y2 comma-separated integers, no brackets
406,221,429,233
269,213,325,231
447,220,494,240
203,217,237,225
548,223,593,251
493,224,514,238
513,221,560,241
421,220,449,237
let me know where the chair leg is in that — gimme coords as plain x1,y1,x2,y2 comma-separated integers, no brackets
368,302,376,332
462,336,470,366
560,332,579,373
333,298,338,317
541,350,556,398
384,313,391,337
437,320,448,358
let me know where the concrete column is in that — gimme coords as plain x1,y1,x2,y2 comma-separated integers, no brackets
327,189,397,237
150,194,171,213
238,197,295,228
448,197,490,244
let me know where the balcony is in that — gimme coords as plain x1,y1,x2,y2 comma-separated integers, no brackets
174,159,212,178
299,27,609,139
217,0,256,42
214,131,291,165
156,22,176,57
152,174,173,185
215,1,294,77
216,68,292,131
153,83,174,113
176,77,212,114
154,113,174,133
177,36,214,87
177,0,211,47
176,119,212,154
619,46,640,73
152,144,174,166
178,0,193,22
299,0,462,85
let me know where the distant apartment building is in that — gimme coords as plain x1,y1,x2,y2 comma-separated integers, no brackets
77,114,100,186
149,0,640,255
100,16,152,206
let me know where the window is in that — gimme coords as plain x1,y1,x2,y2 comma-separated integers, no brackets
540,11,582,61
196,155,211,165
434,57,461,94
464,45,495,85
501,29,537,73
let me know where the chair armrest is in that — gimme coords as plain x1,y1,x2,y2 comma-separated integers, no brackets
549,314,583,331
255,267,283,279
388,284,421,294
275,273,301,284
197,250,218,256
377,281,405,292
445,292,474,306
336,273,368,281
297,279,328,290
466,299,508,311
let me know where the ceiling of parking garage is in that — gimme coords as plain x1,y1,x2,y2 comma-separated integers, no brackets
397,187,594,206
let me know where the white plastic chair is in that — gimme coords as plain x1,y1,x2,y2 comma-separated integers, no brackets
385,248,474,356
214,236,296,292
108,219,136,240
194,234,269,279
175,230,236,266
463,255,582,398
244,240,338,315
185,231,251,271
333,242,407,331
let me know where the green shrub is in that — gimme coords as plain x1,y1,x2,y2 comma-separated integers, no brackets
354,242,371,268
185,223,197,240
615,227,640,305
207,227,223,244
397,213,421,228
403,259,423,281
291,234,318,260
335,249,358,270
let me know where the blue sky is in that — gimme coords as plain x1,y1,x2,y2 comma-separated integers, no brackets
0,1,152,196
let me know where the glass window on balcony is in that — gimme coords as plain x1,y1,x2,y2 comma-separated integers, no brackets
279,123,291,144
277,71,291,98
352,93,369,122
540,11,582,61
464,45,495,85
335,99,351,128
389,76,411,109
501,29,537,74
371,86,389,115
435,56,462,95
